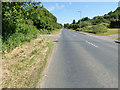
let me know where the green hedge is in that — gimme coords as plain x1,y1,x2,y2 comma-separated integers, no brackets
2,24,38,53
92,24,107,34
81,25,107,34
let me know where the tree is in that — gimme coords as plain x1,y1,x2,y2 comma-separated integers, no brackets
81,17,90,21
72,19,76,24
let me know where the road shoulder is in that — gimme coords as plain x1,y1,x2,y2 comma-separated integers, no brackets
67,29,119,43
36,32,62,88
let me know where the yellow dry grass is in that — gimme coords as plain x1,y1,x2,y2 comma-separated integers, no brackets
2,36,54,88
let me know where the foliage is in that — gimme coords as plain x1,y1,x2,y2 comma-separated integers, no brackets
81,21,92,28
72,19,76,24
2,2,62,52
2,24,38,52
64,7,120,34
81,26,93,33
92,25,107,34
110,21,120,28
81,25,107,34
76,28,80,31
81,17,90,21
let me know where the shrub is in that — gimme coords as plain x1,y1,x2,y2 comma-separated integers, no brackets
92,24,107,34
25,19,34,25
76,28,80,31
81,26,93,33
81,21,92,28
100,23,109,27
2,23,38,53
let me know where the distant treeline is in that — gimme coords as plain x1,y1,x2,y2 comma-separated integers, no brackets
64,7,120,33
2,2,62,52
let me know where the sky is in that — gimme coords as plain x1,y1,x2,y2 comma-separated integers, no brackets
41,2,119,25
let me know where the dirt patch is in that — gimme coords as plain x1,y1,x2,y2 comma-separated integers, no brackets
40,33,61,43
2,36,54,88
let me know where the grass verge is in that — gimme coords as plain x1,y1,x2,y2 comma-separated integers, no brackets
117,37,120,40
2,36,54,88
67,28,120,36
95,28,120,36
50,29,62,34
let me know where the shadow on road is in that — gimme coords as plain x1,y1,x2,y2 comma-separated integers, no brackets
114,41,120,44
78,32,86,35
53,40,59,43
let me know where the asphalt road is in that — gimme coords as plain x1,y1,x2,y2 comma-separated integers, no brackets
41,29,118,88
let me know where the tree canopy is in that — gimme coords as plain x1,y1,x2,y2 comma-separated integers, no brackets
2,2,62,41
2,2,62,52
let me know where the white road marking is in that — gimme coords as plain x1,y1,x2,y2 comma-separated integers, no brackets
86,40,98,48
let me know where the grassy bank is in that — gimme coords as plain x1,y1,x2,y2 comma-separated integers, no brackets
50,29,62,34
2,36,54,88
95,28,120,36
117,37,120,40
67,28,120,36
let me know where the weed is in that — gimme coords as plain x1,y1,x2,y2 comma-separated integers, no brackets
19,58,27,63
29,57,35,65
30,49,37,56
3,56,7,59
20,50,24,53
25,81,30,86
13,53,19,57
39,40,44,44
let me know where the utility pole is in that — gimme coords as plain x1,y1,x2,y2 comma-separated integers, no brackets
78,11,82,31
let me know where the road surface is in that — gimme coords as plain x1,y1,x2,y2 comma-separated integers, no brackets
41,29,118,88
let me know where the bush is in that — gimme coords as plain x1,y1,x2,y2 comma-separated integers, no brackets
76,28,80,31
2,21,17,41
81,21,92,28
110,21,120,28
92,24,107,34
81,26,93,33
2,23,38,53
25,19,34,25
100,23,109,27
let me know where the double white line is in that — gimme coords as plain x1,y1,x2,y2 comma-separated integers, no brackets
86,40,98,48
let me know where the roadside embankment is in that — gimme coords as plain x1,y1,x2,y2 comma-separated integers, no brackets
2,29,62,88
2,36,54,88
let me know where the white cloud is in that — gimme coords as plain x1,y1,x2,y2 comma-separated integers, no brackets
47,3,65,12
56,3,59,8
47,6,55,11
48,3,65,11
56,3,65,8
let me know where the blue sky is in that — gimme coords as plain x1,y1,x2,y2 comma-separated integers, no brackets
41,2,118,25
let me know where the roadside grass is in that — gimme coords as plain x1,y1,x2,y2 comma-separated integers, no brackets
117,37,120,40
95,28,120,36
81,28,120,36
2,36,54,88
0,36,2,89
50,29,61,34
67,28,120,36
